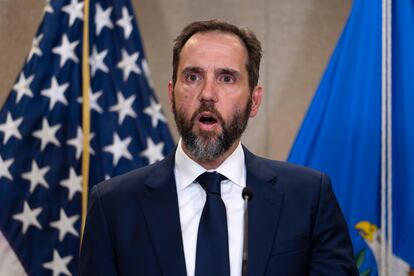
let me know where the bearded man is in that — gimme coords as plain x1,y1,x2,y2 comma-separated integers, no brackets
80,20,358,276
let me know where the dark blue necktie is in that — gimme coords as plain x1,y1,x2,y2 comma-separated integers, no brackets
195,172,230,276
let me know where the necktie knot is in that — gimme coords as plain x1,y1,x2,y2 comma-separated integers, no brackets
196,172,227,195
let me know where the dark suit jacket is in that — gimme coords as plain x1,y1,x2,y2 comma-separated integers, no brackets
79,147,358,275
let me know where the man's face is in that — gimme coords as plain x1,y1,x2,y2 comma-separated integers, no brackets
168,31,262,162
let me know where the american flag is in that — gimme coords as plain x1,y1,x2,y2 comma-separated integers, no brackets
0,0,174,275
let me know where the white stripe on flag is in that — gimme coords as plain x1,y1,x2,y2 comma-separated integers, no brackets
0,230,27,276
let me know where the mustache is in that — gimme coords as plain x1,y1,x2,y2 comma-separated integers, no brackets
190,102,225,126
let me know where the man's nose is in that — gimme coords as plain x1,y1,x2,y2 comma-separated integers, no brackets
198,76,218,102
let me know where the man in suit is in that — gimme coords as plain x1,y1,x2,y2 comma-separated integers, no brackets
80,20,358,275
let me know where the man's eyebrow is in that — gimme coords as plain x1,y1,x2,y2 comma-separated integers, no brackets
181,66,204,74
216,68,241,78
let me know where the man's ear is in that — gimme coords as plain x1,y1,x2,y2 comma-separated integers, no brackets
168,81,174,110
249,85,263,118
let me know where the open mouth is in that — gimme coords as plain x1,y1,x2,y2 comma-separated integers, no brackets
199,115,218,125
196,112,219,129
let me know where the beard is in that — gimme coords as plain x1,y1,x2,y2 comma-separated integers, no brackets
172,95,252,162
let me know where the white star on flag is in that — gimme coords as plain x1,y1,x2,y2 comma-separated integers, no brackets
43,250,72,276
0,155,14,181
0,112,23,144
140,137,165,164
109,92,137,124
52,34,79,68
12,201,42,234
116,7,133,39
95,3,113,36
60,167,82,201
144,97,167,128
142,59,154,88
89,46,109,77
67,127,95,160
41,77,69,110
28,33,43,61
50,209,79,242
13,72,34,103
77,88,103,113
21,160,50,193
117,49,141,81
103,133,132,166
32,118,61,151
62,0,84,27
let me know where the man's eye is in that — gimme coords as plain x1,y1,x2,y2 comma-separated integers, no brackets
185,73,201,82
219,74,235,83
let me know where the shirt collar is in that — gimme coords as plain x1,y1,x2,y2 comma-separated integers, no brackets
174,139,246,191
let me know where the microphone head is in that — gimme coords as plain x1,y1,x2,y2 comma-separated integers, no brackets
242,187,253,200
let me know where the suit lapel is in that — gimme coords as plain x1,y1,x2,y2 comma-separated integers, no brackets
243,147,284,276
141,149,187,276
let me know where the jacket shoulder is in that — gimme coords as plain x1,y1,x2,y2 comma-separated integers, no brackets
250,152,327,184
92,159,168,202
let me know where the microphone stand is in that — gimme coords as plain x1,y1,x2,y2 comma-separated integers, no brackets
242,187,252,276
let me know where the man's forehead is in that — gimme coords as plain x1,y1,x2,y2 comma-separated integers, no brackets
184,31,245,49
178,31,248,69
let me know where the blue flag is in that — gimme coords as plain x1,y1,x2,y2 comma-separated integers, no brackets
392,0,414,274
0,0,174,275
288,0,413,275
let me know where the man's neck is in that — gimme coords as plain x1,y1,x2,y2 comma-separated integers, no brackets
181,140,240,170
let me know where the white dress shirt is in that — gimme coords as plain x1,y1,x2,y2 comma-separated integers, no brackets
174,140,246,276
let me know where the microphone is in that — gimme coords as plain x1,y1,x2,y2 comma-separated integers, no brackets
242,187,253,276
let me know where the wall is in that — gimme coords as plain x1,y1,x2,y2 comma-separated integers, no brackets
0,0,352,160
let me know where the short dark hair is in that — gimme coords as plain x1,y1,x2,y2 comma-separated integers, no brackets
172,19,262,91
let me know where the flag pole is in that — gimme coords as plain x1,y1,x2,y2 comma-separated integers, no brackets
381,0,392,274
81,0,91,242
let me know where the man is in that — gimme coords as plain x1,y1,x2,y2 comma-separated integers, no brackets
80,20,358,275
